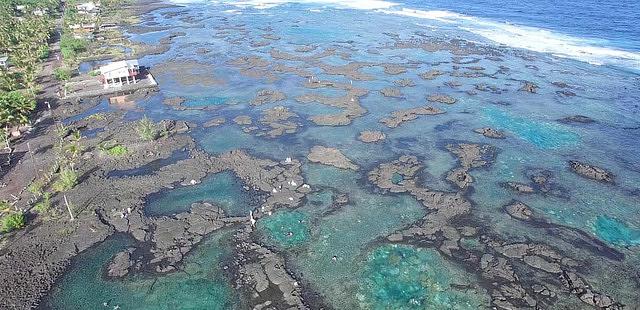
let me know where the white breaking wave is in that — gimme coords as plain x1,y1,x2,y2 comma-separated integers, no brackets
381,8,640,70
166,0,640,70
217,0,398,10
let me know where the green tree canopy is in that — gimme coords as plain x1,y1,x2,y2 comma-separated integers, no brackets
0,91,36,127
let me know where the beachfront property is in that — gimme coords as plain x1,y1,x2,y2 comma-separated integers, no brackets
69,22,97,33
0,56,8,69
99,23,119,31
99,60,140,89
76,2,100,14
33,8,48,16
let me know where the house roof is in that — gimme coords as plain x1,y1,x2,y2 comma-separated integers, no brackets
99,60,139,77
0,56,8,62
76,2,98,11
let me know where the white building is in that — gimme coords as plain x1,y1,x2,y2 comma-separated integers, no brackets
76,2,99,14
99,60,140,89
33,8,48,16
0,56,8,69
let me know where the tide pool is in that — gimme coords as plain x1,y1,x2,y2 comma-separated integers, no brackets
482,106,580,149
357,244,488,309
593,216,640,247
42,232,240,310
145,171,253,217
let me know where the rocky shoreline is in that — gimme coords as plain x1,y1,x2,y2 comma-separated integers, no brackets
0,0,637,309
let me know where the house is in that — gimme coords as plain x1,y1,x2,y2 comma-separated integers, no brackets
0,56,8,69
76,2,99,14
70,23,96,32
73,33,94,40
33,8,48,16
99,60,140,89
99,23,118,31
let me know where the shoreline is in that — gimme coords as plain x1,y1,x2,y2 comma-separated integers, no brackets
0,0,638,309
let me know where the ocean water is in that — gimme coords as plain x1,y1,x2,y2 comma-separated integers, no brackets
46,0,640,308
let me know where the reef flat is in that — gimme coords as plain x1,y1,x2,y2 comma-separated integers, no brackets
0,0,639,309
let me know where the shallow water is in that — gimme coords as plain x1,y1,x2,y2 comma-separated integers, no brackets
145,171,252,216
47,0,640,308
43,231,240,310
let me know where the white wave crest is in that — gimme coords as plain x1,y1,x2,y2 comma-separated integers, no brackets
218,0,398,10
381,8,640,69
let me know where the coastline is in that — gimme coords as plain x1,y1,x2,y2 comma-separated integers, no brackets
0,0,638,309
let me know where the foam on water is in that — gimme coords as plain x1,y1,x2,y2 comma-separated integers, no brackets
215,0,399,10
380,8,640,70
170,0,640,70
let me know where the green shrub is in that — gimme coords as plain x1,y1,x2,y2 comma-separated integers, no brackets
88,70,100,77
87,113,105,121
2,212,26,232
0,91,36,127
52,168,78,192
39,45,50,60
0,200,10,211
53,67,72,81
136,116,157,141
27,180,44,196
103,144,128,156
60,35,88,60
34,192,51,213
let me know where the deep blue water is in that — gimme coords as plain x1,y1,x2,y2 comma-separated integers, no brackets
403,0,640,51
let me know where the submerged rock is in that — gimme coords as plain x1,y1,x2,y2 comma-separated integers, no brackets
419,69,445,80
503,201,534,221
559,115,595,124
445,143,496,190
251,89,286,106
233,115,252,125
204,117,226,127
473,127,505,139
163,96,186,107
107,248,134,278
380,87,402,98
307,146,358,170
380,106,444,128
256,106,299,138
569,160,614,183
502,181,536,194
427,94,457,104
382,64,407,75
519,81,539,93
358,130,386,143
393,78,416,87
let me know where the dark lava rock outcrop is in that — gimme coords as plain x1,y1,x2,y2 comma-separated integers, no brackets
307,146,358,170
427,94,457,104
558,115,595,124
358,130,386,143
445,143,496,190
569,160,614,183
519,81,539,93
380,87,402,98
474,127,505,139
380,106,444,128
251,89,286,106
